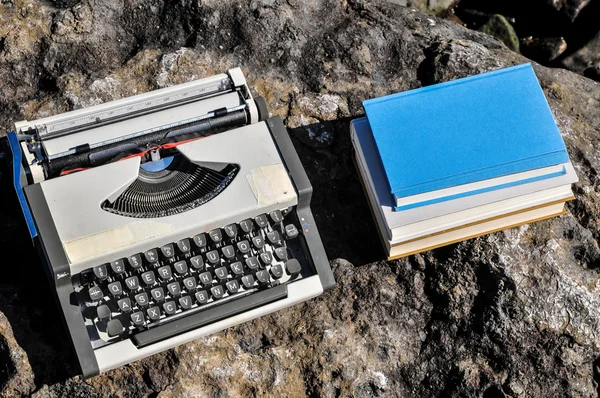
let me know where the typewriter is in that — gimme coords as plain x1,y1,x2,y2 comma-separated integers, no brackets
7,68,335,377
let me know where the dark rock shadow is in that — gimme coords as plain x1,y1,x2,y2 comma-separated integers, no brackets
0,160,80,388
455,0,600,68
287,117,384,266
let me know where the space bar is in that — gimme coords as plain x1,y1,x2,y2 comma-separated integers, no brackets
132,285,288,348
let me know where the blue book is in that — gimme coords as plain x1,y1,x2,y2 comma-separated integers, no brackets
362,63,569,209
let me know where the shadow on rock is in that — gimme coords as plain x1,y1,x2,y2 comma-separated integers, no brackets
287,117,384,266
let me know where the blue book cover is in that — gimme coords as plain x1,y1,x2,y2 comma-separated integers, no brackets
362,63,569,202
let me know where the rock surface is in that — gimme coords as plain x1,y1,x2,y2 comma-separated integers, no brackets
562,30,600,75
453,0,599,76
521,37,568,63
478,14,520,52
547,0,591,21
387,0,458,16
584,65,600,83
0,0,599,397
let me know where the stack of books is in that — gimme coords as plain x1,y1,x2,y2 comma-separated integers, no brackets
351,63,578,260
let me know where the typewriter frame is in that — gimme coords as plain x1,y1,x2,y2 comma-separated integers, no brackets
8,109,334,377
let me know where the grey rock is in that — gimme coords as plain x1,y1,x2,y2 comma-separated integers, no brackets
562,30,600,74
387,0,458,16
0,1,599,397
547,0,591,21
521,37,568,63
478,14,520,52
0,312,35,397
584,65,600,82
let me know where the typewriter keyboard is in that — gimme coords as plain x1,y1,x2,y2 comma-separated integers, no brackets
74,208,308,346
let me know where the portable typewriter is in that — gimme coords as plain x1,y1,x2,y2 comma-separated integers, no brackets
7,68,335,377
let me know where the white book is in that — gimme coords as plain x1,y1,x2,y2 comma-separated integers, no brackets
394,163,566,209
351,117,577,245
387,202,566,259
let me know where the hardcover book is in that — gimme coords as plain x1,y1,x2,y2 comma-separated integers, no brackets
362,63,569,209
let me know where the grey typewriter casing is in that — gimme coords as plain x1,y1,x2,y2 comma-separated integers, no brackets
7,68,334,377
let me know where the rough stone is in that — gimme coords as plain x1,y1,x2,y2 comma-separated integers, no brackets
521,37,568,63
0,1,599,397
562,30,600,75
386,0,458,16
584,65,600,83
547,0,591,21
0,312,35,397
478,14,520,52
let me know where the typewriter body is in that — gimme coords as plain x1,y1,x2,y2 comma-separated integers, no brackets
7,68,334,377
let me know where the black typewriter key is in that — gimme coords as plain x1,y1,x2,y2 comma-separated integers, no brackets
157,265,172,281
221,245,235,259
144,249,158,263
107,319,124,337
226,280,240,294
161,244,175,259
198,272,212,286
173,261,188,275
151,287,165,302
195,290,209,304
259,252,273,266
239,219,254,233
245,256,259,270
97,305,111,321
237,240,251,254
110,259,126,275
141,271,156,286
274,247,288,261
241,274,255,289
209,228,223,243
135,292,149,307
108,281,123,297
190,255,204,270
88,286,104,301
255,270,270,284
267,230,282,245
215,267,228,280
206,250,220,265
224,224,237,239
183,277,197,291
163,301,177,316
285,259,302,275
193,233,207,249
179,295,193,310
147,306,161,322
230,261,244,276
128,254,143,269
270,263,284,279
131,311,145,327
211,285,225,299
254,214,269,228
269,210,284,223
252,235,265,250
167,282,181,296
284,224,299,239
93,264,108,280
117,298,132,313
80,269,95,286
177,238,191,254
